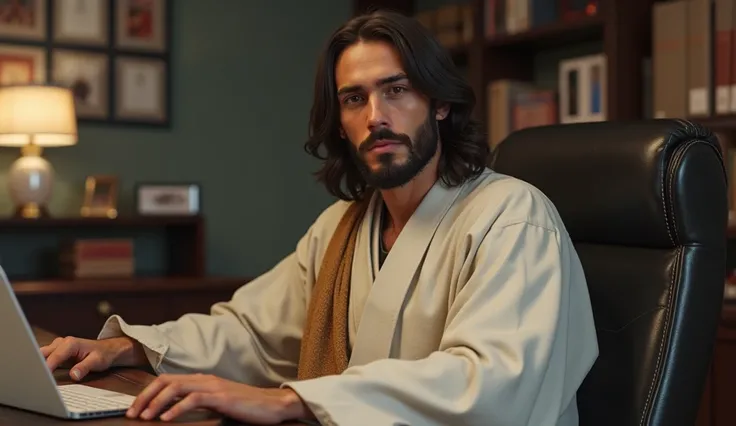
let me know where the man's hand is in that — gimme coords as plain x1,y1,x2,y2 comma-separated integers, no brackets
40,336,148,381
126,373,312,424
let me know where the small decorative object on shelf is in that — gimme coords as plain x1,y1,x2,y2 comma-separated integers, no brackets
80,175,119,219
135,183,201,216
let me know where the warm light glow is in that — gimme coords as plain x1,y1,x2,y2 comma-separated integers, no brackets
0,84,77,147
586,1,598,15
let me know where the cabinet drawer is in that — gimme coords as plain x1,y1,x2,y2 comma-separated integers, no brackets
18,294,174,339
18,290,234,339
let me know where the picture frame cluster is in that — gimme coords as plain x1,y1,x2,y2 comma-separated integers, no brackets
0,0,171,127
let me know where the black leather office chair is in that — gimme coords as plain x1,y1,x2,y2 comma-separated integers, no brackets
490,119,728,426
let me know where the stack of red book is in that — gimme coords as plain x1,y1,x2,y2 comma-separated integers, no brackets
58,238,134,279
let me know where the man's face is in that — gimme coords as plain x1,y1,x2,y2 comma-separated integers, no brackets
335,40,440,189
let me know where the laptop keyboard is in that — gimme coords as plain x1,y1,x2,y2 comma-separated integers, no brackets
58,384,135,414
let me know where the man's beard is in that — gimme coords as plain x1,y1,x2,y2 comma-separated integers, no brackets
349,113,438,190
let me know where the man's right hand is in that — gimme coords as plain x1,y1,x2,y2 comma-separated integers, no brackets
40,336,147,381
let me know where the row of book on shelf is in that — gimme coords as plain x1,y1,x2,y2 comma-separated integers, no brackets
59,238,134,279
652,0,734,119
413,0,599,51
484,0,599,37
414,2,473,50
486,53,606,149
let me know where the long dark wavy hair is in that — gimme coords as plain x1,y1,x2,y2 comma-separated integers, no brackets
304,9,488,202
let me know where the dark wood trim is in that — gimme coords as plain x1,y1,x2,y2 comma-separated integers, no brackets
485,14,604,50
0,215,202,228
353,0,413,16
721,304,736,328
11,277,249,296
603,0,654,121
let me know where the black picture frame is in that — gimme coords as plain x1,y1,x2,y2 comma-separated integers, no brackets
0,0,173,129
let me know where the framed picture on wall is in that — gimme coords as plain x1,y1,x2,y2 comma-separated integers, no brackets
0,43,45,85
53,0,109,46
0,0,46,41
114,55,167,123
115,0,167,52
52,49,109,119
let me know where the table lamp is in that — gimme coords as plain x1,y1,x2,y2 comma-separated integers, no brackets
0,84,77,219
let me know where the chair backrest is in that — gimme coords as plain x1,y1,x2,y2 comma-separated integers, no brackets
490,119,728,426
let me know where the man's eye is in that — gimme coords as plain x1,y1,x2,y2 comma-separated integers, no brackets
344,95,361,104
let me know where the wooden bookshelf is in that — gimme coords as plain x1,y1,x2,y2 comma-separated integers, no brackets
485,14,604,50
0,215,251,339
689,115,736,131
0,215,206,278
352,0,654,126
723,303,736,327
449,44,469,67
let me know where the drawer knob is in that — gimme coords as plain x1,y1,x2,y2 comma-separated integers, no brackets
97,300,114,317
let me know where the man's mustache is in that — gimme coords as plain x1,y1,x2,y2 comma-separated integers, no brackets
359,128,411,154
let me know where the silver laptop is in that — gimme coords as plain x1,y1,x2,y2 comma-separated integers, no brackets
0,265,135,419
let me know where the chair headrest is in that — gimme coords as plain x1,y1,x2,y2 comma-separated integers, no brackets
490,119,728,248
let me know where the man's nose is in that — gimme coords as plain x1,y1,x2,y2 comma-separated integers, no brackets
367,95,389,131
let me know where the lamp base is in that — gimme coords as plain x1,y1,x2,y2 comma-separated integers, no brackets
14,203,49,219
8,144,53,219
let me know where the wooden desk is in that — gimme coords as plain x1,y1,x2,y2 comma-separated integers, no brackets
0,327,309,426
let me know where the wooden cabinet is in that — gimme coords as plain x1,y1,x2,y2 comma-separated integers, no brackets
0,215,250,339
14,278,248,339
697,305,736,426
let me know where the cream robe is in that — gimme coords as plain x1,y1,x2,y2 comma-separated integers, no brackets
98,168,599,426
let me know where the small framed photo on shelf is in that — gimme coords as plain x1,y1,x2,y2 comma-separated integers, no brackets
81,175,119,219
0,0,46,41
115,0,167,53
114,56,167,124
53,0,109,46
52,49,109,119
135,183,200,216
558,53,607,124
0,43,45,85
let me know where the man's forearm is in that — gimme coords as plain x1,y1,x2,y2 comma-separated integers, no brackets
109,336,151,369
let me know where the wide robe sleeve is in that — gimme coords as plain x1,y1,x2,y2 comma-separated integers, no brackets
284,220,599,426
95,204,343,388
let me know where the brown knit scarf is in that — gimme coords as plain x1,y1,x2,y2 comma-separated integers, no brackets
296,193,373,380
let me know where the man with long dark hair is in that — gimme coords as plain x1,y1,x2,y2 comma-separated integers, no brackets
41,10,598,425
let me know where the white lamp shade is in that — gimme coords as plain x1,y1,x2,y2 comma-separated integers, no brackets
0,85,77,147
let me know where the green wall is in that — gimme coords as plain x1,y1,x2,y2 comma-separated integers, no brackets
0,0,351,278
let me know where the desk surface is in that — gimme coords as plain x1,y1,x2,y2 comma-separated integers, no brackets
0,327,307,426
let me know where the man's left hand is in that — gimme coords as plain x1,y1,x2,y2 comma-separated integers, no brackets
125,373,310,424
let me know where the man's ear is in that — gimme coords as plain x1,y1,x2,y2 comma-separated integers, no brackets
339,128,346,139
435,102,450,120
